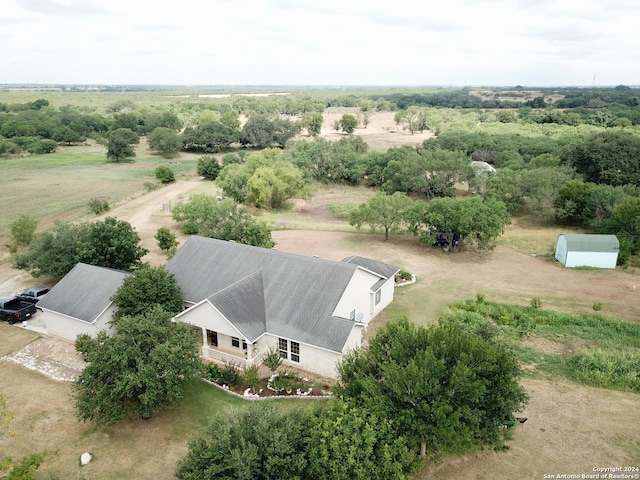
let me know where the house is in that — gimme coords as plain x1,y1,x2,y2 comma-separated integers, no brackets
166,236,399,379
37,263,130,340
555,234,619,269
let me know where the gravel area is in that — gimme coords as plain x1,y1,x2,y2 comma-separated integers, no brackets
1,335,85,382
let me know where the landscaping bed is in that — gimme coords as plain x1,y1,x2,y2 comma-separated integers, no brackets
204,362,334,399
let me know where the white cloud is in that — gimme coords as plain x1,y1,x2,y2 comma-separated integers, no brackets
1,0,638,85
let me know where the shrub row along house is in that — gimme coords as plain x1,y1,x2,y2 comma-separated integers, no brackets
37,236,399,378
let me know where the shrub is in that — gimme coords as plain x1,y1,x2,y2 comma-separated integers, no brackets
394,269,412,283
155,165,175,183
28,139,58,154
196,156,222,180
154,226,178,251
221,152,242,165
218,361,240,386
242,365,260,392
88,198,110,215
144,182,161,192
530,297,542,309
205,362,221,383
262,346,283,373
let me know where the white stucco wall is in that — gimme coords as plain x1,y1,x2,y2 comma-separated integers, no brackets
177,301,246,340
41,303,116,342
260,334,344,379
333,268,380,323
372,279,395,316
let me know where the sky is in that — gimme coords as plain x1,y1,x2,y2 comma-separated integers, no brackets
1,0,639,87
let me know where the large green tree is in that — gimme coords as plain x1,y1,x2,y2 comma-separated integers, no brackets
596,197,640,263
176,402,311,480
106,128,139,162
196,155,222,180
13,222,91,277
338,114,358,134
560,130,640,186
301,112,323,136
110,264,183,319
394,106,428,134
334,318,528,459
74,306,202,426
217,149,306,209
172,195,274,248
148,127,182,157
405,197,510,251
80,217,148,271
13,218,147,277
350,192,414,241
381,147,473,199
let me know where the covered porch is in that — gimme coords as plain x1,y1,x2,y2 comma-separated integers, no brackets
194,326,264,369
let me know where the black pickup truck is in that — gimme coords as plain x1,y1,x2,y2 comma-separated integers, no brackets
15,286,50,304
0,296,37,324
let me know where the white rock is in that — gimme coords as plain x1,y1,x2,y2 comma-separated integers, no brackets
80,452,92,465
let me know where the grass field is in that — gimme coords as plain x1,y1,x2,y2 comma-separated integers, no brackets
0,143,199,248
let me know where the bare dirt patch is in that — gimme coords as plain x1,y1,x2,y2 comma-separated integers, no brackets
320,111,434,150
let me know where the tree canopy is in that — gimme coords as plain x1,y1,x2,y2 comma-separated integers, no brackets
350,192,413,241
110,264,183,319
106,128,139,162
334,318,528,459
13,217,147,277
74,306,202,426
176,402,311,480
172,195,275,248
405,197,510,251
148,127,182,157
560,130,640,186
217,149,306,209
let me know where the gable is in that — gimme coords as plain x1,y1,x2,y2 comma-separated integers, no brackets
37,263,130,323
207,271,266,342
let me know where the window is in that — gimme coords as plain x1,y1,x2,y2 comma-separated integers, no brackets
291,342,300,362
278,338,288,359
231,337,240,348
207,330,218,347
242,340,248,350
375,289,382,305
350,309,356,320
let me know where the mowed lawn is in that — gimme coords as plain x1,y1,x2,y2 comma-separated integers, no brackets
0,146,198,246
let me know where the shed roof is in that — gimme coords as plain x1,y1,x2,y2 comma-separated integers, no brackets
166,236,383,352
560,234,619,253
37,263,130,323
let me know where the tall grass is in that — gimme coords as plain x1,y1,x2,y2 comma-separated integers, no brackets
443,298,640,392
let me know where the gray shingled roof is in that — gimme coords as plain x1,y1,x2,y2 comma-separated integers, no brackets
207,271,267,342
38,263,130,323
166,236,368,352
342,255,400,280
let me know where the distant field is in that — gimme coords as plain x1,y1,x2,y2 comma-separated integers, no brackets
0,141,199,247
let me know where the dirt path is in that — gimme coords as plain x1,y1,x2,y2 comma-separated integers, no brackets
97,180,199,265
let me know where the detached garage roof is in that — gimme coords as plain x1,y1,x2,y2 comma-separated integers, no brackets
37,263,130,323
561,234,619,252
